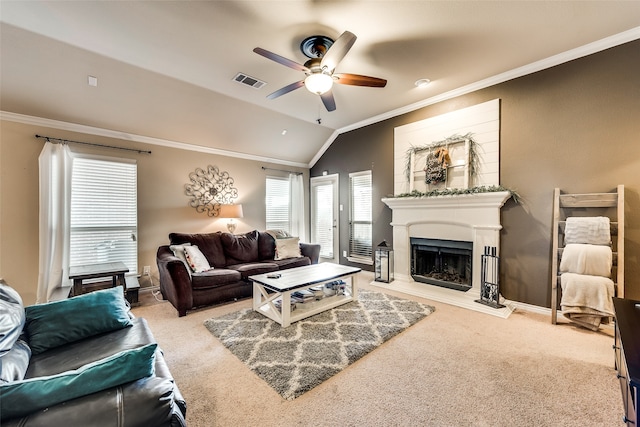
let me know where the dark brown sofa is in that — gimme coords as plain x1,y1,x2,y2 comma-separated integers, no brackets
157,230,320,316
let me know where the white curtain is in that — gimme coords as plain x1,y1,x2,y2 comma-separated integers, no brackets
37,142,72,303
289,173,306,242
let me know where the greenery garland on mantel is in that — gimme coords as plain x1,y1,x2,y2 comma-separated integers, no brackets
392,185,521,204
404,132,479,181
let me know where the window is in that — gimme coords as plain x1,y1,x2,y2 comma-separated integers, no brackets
348,171,373,264
70,156,138,277
265,176,290,232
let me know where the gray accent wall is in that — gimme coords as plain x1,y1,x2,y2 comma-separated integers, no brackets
311,40,640,307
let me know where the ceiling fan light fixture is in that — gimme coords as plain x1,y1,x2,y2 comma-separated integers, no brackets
305,73,333,95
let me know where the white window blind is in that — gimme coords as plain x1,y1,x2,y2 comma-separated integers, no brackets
349,171,372,262
70,157,138,276
265,176,290,232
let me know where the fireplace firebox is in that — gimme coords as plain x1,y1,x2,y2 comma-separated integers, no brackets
410,238,473,292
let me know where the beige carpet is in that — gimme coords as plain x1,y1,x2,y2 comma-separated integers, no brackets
133,272,622,427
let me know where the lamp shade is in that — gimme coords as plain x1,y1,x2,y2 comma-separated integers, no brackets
218,204,243,219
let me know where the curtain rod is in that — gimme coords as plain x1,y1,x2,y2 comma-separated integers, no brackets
261,166,303,175
35,134,152,155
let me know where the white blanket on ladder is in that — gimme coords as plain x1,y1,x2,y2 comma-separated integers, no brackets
564,216,611,246
561,272,614,331
559,243,612,277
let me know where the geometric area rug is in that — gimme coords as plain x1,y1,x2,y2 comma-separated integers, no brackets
203,290,435,400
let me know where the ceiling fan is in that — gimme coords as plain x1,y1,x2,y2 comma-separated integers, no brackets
253,31,387,112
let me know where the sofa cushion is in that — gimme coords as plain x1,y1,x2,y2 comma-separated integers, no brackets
2,376,182,427
227,262,279,280
258,232,277,260
0,342,157,421
221,230,259,264
0,280,25,356
169,232,227,268
25,287,132,355
273,256,312,270
190,269,242,289
26,317,154,377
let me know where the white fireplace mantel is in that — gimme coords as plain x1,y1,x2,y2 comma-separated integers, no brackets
382,191,511,217
377,191,515,318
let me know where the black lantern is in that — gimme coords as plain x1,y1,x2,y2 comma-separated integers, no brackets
375,241,394,283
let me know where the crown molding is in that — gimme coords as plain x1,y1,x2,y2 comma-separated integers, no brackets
0,111,309,169
335,26,640,137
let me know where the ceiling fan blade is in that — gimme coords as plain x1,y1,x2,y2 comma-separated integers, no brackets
253,47,309,72
320,31,357,72
334,73,387,88
267,80,305,99
320,90,336,112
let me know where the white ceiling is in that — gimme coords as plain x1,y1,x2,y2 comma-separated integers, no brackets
1,1,639,167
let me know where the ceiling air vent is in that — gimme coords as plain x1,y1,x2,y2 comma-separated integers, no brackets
233,73,267,89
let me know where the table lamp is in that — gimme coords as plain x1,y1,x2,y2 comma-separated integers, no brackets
218,204,243,233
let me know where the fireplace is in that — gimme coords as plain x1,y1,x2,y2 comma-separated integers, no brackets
411,238,472,292
378,191,514,318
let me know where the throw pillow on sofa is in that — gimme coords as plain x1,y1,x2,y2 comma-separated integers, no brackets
275,237,303,260
183,245,213,273
25,287,132,355
170,243,191,265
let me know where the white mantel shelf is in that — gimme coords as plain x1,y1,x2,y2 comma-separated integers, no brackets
381,191,514,318
382,191,512,210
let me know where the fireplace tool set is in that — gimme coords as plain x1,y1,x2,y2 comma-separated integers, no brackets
475,246,505,309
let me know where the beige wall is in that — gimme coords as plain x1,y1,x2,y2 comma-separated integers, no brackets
0,120,308,305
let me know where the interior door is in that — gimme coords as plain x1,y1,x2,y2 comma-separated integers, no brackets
310,174,339,263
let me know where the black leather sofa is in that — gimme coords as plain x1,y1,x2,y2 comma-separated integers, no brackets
0,283,186,426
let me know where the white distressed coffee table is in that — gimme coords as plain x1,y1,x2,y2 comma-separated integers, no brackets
250,263,361,327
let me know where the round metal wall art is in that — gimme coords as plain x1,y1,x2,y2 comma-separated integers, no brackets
184,165,238,217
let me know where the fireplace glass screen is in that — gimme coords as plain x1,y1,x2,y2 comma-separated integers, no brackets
410,238,473,291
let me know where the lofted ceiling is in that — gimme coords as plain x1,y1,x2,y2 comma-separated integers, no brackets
1,1,639,167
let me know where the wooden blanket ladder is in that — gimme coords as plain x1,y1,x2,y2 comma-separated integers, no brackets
550,185,625,324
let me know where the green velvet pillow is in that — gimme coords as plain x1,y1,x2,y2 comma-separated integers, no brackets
25,287,132,355
0,342,157,421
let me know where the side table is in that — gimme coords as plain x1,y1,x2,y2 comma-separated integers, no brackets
68,261,129,298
